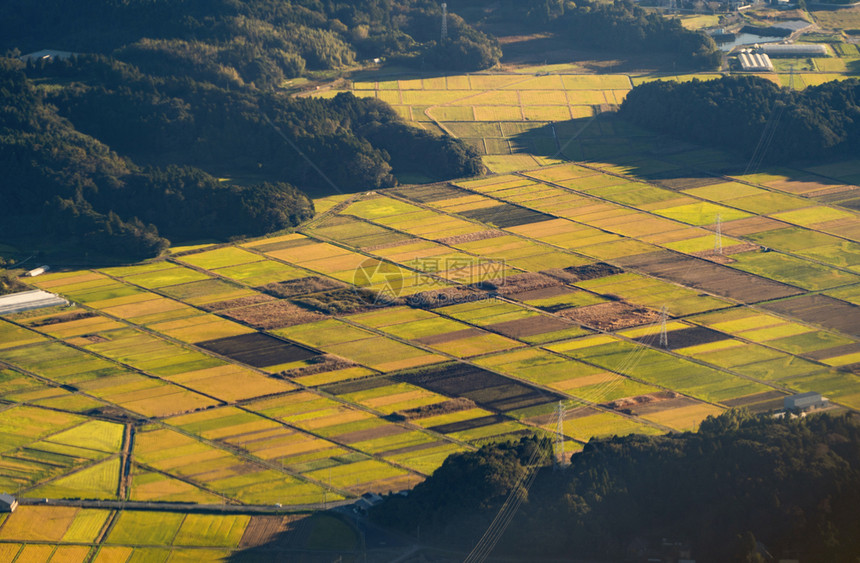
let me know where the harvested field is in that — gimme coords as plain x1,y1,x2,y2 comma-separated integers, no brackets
480,272,561,296
428,414,510,434
435,230,506,246
557,301,660,331
615,250,804,303
413,328,485,345
486,315,575,338
393,397,476,420
396,362,562,413
197,333,320,368
280,355,357,379
761,295,860,337
258,277,347,298
406,287,488,308
562,262,624,281
602,392,698,416
389,183,470,203
292,288,397,315
456,203,556,228
201,294,276,312
639,325,730,350
222,301,325,330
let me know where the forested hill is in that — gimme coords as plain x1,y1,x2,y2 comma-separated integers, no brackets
1,55,483,260
0,0,502,77
0,58,313,260
447,0,721,69
372,411,860,562
619,76,860,164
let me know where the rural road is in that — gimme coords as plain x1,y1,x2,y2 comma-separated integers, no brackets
19,497,355,513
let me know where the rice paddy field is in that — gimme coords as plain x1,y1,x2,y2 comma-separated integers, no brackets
3,62,860,558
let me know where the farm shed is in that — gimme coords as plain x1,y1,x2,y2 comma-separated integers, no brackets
784,392,825,411
0,494,18,512
760,43,828,57
0,289,68,316
738,50,774,71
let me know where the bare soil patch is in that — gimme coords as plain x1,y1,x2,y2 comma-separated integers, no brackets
197,333,320,367
507,284,576,302
601,391,699,416
616,250,803,303
280,354,357,379
414,328,485,345
81,334,109,343
337,424,407,445
27,310,96,327
393,397,476,421
398,362,562,413
223,300,325,330
636,325,730,350
406,287,487,308
429,414,509,434
486,315,573,338
259,277,347,299
692,243,761,264
476,272,561,296
201,294,276,312
761,294,860,337
557,301,660,331
803,342,860,361
389,182,470,203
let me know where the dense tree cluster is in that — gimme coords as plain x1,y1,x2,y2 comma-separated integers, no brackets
373,411,860,562
0,58,314,259
620,75,860,163
0,0,501,80
446,0,721,69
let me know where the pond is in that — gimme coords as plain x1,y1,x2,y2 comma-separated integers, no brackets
715,32,785,52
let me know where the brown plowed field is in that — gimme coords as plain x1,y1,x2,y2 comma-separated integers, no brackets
557,301,660,331
761,294,860,337
616,250,804,303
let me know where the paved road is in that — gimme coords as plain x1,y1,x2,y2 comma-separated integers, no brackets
19,497,355,513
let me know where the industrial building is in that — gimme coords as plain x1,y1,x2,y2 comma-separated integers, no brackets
737,49,774,71
760,43,828,57
0,290,68,316
784,392,826,412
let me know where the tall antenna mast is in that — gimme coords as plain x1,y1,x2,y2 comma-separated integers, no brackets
441,3,448,43
555,401,567,468
714,213,723,254
659,305,669,348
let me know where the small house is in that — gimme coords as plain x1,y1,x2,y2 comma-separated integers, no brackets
0,494,18,512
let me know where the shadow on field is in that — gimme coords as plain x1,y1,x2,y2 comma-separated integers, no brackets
226,512,366,563
509,113,849,191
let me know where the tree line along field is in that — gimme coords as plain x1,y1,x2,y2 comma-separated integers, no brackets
2,66,860,558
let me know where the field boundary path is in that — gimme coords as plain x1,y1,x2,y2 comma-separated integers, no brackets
18,497,354,513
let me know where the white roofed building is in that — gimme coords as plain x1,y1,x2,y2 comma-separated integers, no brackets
738,50,774,72
0,290,68,316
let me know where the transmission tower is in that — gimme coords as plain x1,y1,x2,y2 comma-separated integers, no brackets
441,3,448,43
714,213,723,254
555,401,567,468
659,305,669,348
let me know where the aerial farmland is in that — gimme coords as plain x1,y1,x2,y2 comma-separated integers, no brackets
3,44,860,562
